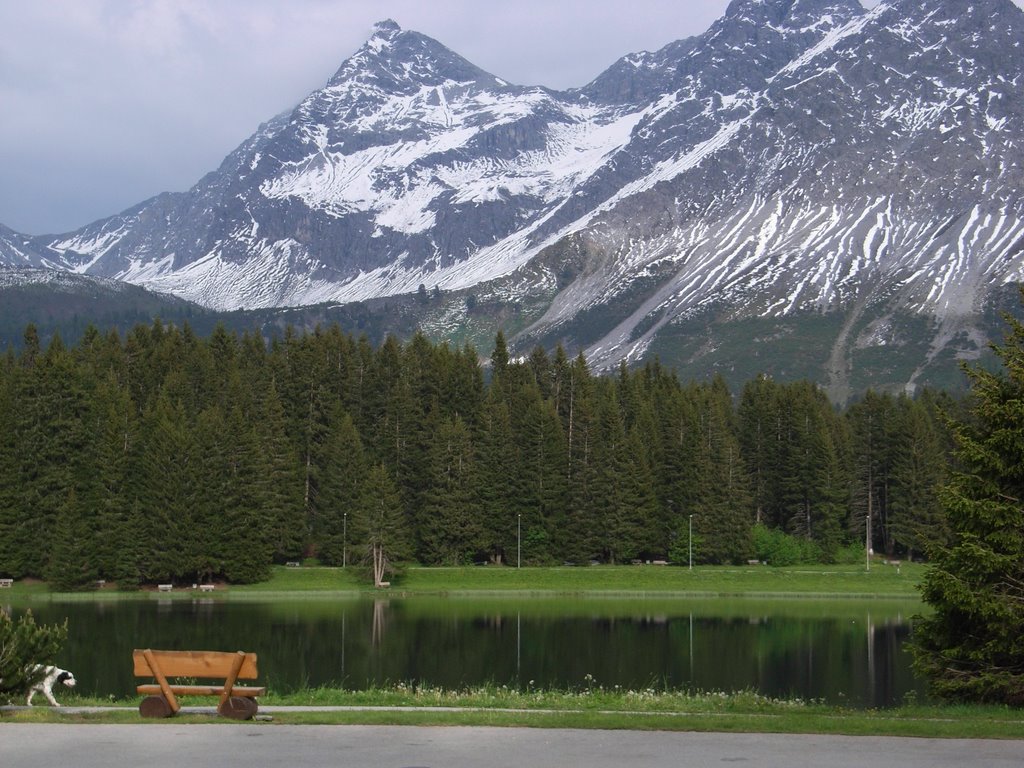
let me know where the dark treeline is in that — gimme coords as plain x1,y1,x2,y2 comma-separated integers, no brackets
0,322,956,589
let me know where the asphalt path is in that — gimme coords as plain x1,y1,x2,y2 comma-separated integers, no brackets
2,724,1023,768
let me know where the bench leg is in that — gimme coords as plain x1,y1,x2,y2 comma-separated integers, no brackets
139,694,175,718
218,696,258,720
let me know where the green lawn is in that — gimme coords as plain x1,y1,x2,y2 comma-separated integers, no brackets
6,687,1022,739
229,561,923,598
2,561,923,600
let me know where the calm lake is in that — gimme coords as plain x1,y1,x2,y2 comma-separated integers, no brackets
6,596,927,707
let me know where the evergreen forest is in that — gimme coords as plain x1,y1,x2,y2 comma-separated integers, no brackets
0,321,958,590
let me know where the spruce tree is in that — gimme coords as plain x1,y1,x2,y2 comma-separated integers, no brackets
314,407,368,566
562,354,597,564
847,390,899,556
774,382,847,557
353,464,412,586
889,397,949,560
687,378,752,564
192,406,236,583
49,488,95,591
134,394,197,582
911,312,1024,704
738,375,779,526
476,392,517,564
419,415,482,564
508,372,566,564
217,404,274,583
588,382,647,564
10,334,89,578
0,611,67,702
82,373,141,586
0,362,23,575
253,379,306,563
654,386,701,561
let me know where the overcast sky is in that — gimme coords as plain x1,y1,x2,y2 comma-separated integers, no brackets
0,0,1018,236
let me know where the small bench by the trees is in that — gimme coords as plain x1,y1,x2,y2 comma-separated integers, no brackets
133,649,265,719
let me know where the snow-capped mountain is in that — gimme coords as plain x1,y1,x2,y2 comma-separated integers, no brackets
3,0,1024,398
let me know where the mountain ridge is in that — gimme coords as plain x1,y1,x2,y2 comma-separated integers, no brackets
1,0,1023,400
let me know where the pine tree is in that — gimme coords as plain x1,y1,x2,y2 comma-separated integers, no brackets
48,488,95,590
0,361,24,576
80,372,140,586
217,404,274,583
847,390,899,556
446,343,485,431
508,372,566,564
353,464,412,586
527,345,553,400
0,611,67,701
314,407,367,566
653,385,701,562
134,394,197,583
490,330,509,379
419,415,482,564
587,382,648,564
9,334,89,577
253,379,305,563
912,311,1024,704
562,354,598,564
476,392,517,564
888,397,949,560
82,367,149,589
738,374,779,526
191,405,236,583
774,382,847,558
687,378,752,564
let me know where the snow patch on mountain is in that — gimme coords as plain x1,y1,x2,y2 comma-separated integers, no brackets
1,0,1022,390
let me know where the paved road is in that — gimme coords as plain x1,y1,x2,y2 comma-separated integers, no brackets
2,724,1023,768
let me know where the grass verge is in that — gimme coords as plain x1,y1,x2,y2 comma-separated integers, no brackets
4,562,924,600
3,687,1021,739
232,562,923,598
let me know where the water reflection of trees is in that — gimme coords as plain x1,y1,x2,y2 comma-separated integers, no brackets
371,599,388,648
19,600,924,705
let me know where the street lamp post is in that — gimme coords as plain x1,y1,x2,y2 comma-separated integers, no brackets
688,514,693,571
343,512,348,568
865,512,870,573
517,513,522,569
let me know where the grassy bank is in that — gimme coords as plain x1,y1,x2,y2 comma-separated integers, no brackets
4,686,1021,739
2,561,924,600
233,561,923,598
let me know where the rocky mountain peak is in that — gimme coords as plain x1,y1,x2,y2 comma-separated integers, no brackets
372,18,402,37
891,0,1024,31
3,1,1023,398
723,0,864,26
326,19,502,94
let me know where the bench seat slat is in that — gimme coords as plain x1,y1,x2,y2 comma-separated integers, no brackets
137,684,266,697
133,649,258,679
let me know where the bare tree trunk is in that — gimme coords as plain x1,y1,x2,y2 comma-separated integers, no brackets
372,543,389,587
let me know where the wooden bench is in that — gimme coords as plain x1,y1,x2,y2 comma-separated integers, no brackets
198,584,215,592
0,578,13,588
157,584,173,592
133,649,265,720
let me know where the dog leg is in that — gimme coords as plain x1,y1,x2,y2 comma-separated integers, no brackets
44,687,60,707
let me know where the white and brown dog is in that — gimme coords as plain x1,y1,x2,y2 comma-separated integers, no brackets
26,665,76,707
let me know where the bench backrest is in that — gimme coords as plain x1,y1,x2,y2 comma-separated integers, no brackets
133,649,259,680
